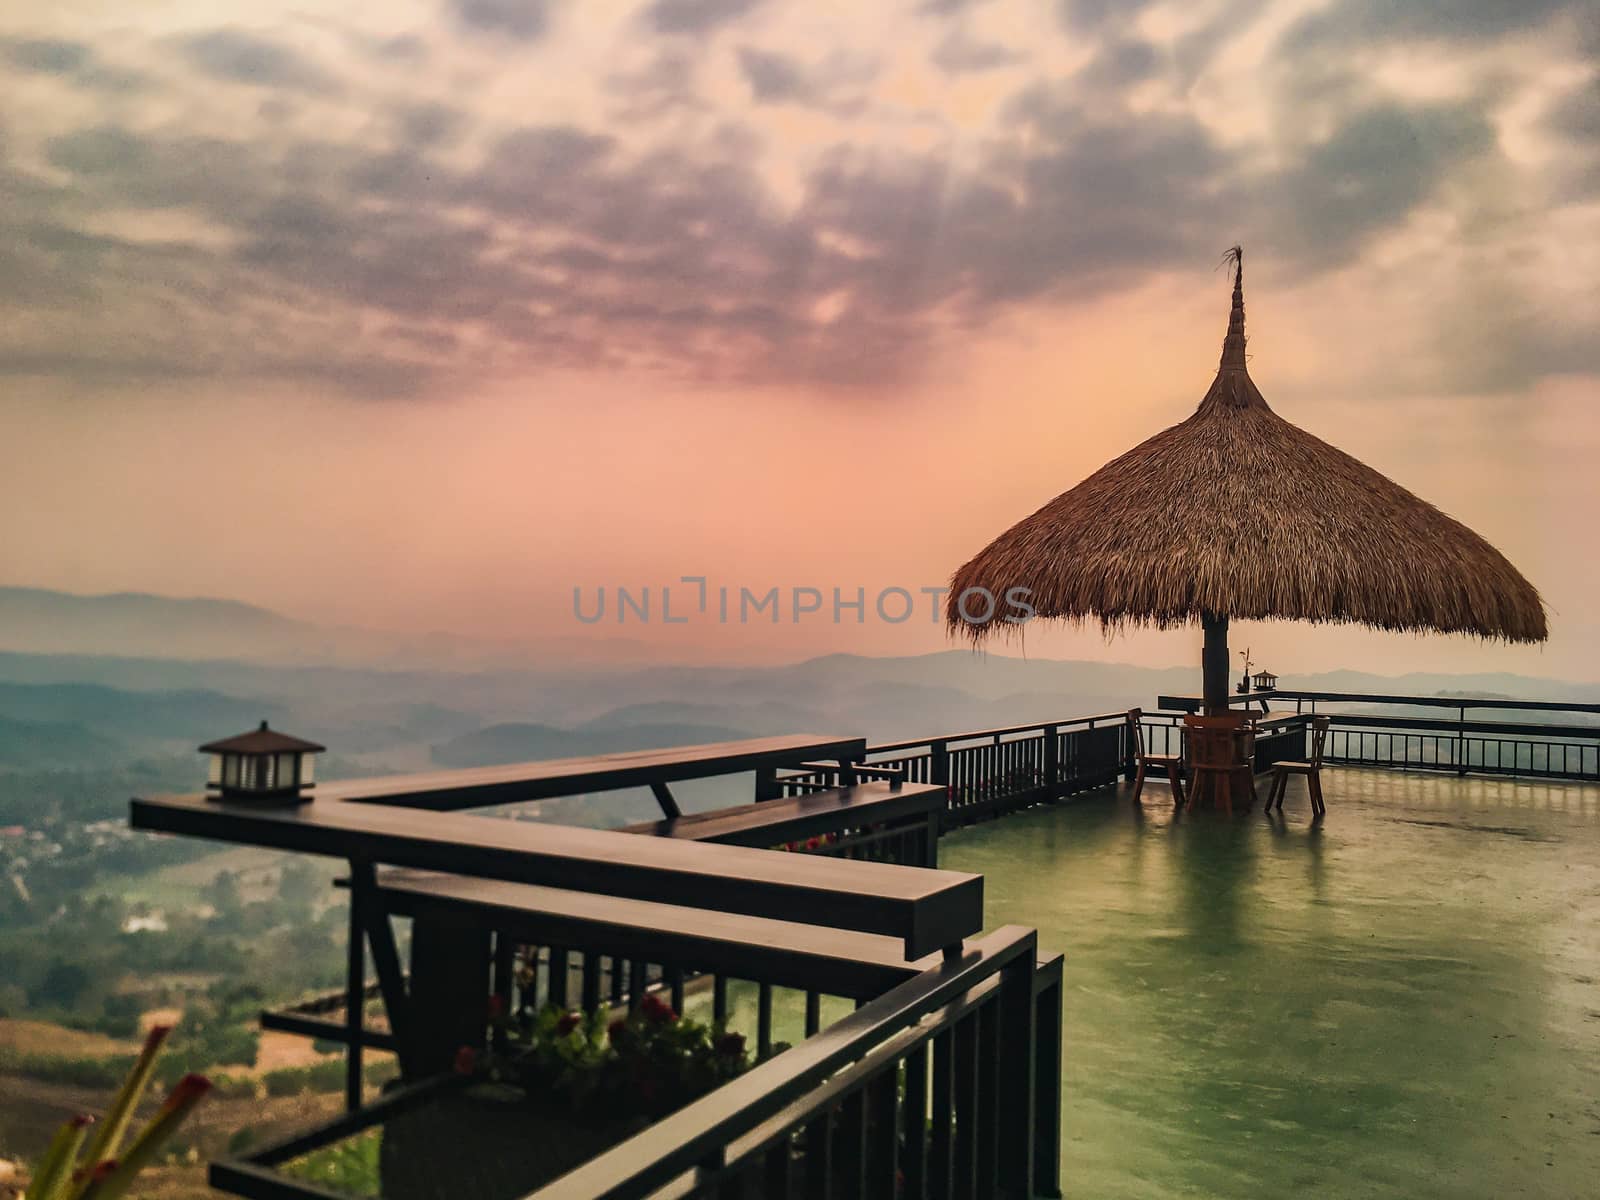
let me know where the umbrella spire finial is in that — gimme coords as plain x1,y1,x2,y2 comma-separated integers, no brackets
1220,245,1246,371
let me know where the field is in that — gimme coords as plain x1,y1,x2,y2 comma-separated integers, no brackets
92,843,341,910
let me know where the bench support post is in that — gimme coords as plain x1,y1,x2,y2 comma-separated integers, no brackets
650,781,682,819
407,912,492,1078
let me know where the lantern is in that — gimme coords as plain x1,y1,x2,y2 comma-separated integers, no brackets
200,721,324,803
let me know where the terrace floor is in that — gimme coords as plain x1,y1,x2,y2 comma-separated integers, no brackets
940,768,1600,1200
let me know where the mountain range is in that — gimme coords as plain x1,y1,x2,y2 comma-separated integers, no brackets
1,586,1596,781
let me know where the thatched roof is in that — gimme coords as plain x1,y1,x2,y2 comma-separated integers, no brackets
947,249,1547,644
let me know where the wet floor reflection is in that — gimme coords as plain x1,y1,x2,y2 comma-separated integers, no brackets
941,769,1600,1199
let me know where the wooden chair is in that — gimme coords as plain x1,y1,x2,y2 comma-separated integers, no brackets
1182,714,1256,816
1126,709,1184,805
1265,716,1331,816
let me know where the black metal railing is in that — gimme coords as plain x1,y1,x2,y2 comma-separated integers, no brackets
218,924,1061,1200
791,693,1600,824
780,713,1128,827
525,926,1062,1200
1240,691,1600,781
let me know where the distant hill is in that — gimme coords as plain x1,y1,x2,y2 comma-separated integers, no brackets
0,682,279,749
0,586,665,669
576,700,831,736
0,716,126,770
430,722,755,768
0,586,308,661
0,616,1596,778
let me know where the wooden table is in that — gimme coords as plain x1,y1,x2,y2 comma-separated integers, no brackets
1157,691,1279,715
316,733,868,818
622,780,946,867
129,789,975,955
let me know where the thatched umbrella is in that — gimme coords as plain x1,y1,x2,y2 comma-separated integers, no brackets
947,248,1547,715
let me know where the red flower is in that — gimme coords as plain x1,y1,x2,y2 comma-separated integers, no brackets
641,994,677,1024
162,1073,213,1112
804,836,821,851
715,1031,746,1057
556,1011,582,1036
453,1045,477,1076
486,994,506,1020
607,1016,629,1042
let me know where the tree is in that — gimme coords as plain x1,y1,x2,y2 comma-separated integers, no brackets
277,859,322,913
33,959,95,1010
204,869,242,916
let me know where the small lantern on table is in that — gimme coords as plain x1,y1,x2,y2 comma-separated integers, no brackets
200,721,324,804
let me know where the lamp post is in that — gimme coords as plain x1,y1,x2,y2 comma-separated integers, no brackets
200,721,324,804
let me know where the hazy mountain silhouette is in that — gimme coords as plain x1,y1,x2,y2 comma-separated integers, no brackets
0,586,658,669
1,585,1596,777
0,715,126,769
431,721,756,767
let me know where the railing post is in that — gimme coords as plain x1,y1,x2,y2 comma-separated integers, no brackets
344,858,366,1112
995,945,1039,1198
754,766,779,801
1031,957,1064,1199
1456,705,1467,775
931,738,949,794
1043,725,1059,799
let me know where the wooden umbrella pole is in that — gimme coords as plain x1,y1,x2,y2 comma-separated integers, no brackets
1202,612,1230,717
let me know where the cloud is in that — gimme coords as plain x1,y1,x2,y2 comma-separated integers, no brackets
1270,102,1496,264
644,0,769,35
605,49,706,121
447,0,551,41
0,69,1538,396
4,37,145,91
1543,83,1600,200
178,30,335,93
394,101,467,148
1076,38,1159,90
3,1,1594,401
738,47,811,102
6,38,92,74
1280,0,1581,52
735,47,877,112
930,30,1021,73
1056,0,1130,34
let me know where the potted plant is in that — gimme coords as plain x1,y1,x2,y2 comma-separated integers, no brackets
374,995,760,1200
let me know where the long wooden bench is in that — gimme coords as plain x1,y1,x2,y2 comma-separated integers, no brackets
380,868,934,999
620,780,944,867
370,867,943,1074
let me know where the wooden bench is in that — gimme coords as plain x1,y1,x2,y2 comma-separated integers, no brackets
620,781,945,868
371,868,943,1073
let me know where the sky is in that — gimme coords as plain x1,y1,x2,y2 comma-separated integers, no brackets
1,0,1598,681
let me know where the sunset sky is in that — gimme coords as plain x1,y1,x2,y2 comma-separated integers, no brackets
3,0,1597,679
